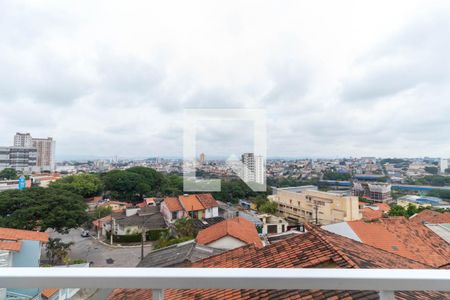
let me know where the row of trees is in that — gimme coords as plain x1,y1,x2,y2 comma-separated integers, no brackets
0,187,89,233
411,175,450,187
0,166,272,234
388,203,425,218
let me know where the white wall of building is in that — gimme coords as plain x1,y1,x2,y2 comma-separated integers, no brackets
206,236,246,250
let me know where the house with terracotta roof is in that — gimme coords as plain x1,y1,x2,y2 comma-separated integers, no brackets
179,194,206,219
0,227,49,299
160,197,187,223
161,194,220,223
195,194,219,218
322,217,450,268
196,217,263,250
409,209,450,224
108,226,450,300
361,202,390,221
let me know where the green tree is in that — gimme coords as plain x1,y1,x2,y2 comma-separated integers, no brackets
162,175,183,196
50,174,103,198
0,168,18,180
46,238,74,265
102,170,143,201
93,206,112,219
322,171,351,181
388,205,406,217
388,204,423,218
174,218,197,238
259,201,278,214
0,188,89,233
127,167,165,195
425,166,439,175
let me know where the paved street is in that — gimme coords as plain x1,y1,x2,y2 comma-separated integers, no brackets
45,228,154,267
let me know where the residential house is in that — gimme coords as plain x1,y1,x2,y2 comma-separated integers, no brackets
196,217,263,250
0,227,49,300
322,217,450,268
179,195,205,219
111,206,167,236
99,201,131,212
143,197,157,206
257,213,289,235
137,240,223,268
409,209,450,224
160,194,220,223
160,197,186,223
108,226,450,299
360,202,390,221
195,194,219,218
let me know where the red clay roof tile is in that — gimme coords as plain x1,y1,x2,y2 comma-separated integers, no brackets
0,227,48,243
108,227,450,300
196,217,263,248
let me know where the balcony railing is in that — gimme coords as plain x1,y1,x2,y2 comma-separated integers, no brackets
1,268,450,300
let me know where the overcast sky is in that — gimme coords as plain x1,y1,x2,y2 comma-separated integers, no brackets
1,0,450,160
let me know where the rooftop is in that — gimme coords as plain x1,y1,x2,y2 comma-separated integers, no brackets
344,218,450,268
179,195,204,212
0,227,49,243
108,226,450,299
196,217,263,248
410,210,450,224
163,197,183,212
137,240,223,268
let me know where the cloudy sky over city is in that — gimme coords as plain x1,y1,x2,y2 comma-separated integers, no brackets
1,0,450,159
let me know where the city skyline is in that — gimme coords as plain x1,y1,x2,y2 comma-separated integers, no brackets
1,1,450,158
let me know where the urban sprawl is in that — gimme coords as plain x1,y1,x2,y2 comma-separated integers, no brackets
0,132,449,300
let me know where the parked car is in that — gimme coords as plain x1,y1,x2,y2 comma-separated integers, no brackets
81,230,90,237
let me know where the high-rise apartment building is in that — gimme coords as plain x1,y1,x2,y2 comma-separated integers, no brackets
32,137,56,171
0,133,56,172
199,153,206,164
241,153,265,185
14,133,33,147
0,146,37,172
440,158,448,174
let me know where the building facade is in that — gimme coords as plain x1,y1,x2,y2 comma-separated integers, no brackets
0,146,37,173
13,133,33,148
270,186,361,225
352,181,392,202
32,137,56,171
241,153,265,185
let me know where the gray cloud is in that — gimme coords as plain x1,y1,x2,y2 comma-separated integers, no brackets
1,0,450,158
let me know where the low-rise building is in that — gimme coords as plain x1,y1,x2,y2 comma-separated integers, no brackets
0,227,49,300
196,217,263,250
160,197,186,223
360,203,390,221
257,213,289,235
322,217,450,268
137,240,223,268
109,226,450,300
270,186,361,225
397,195,445,208
160,194,219,223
